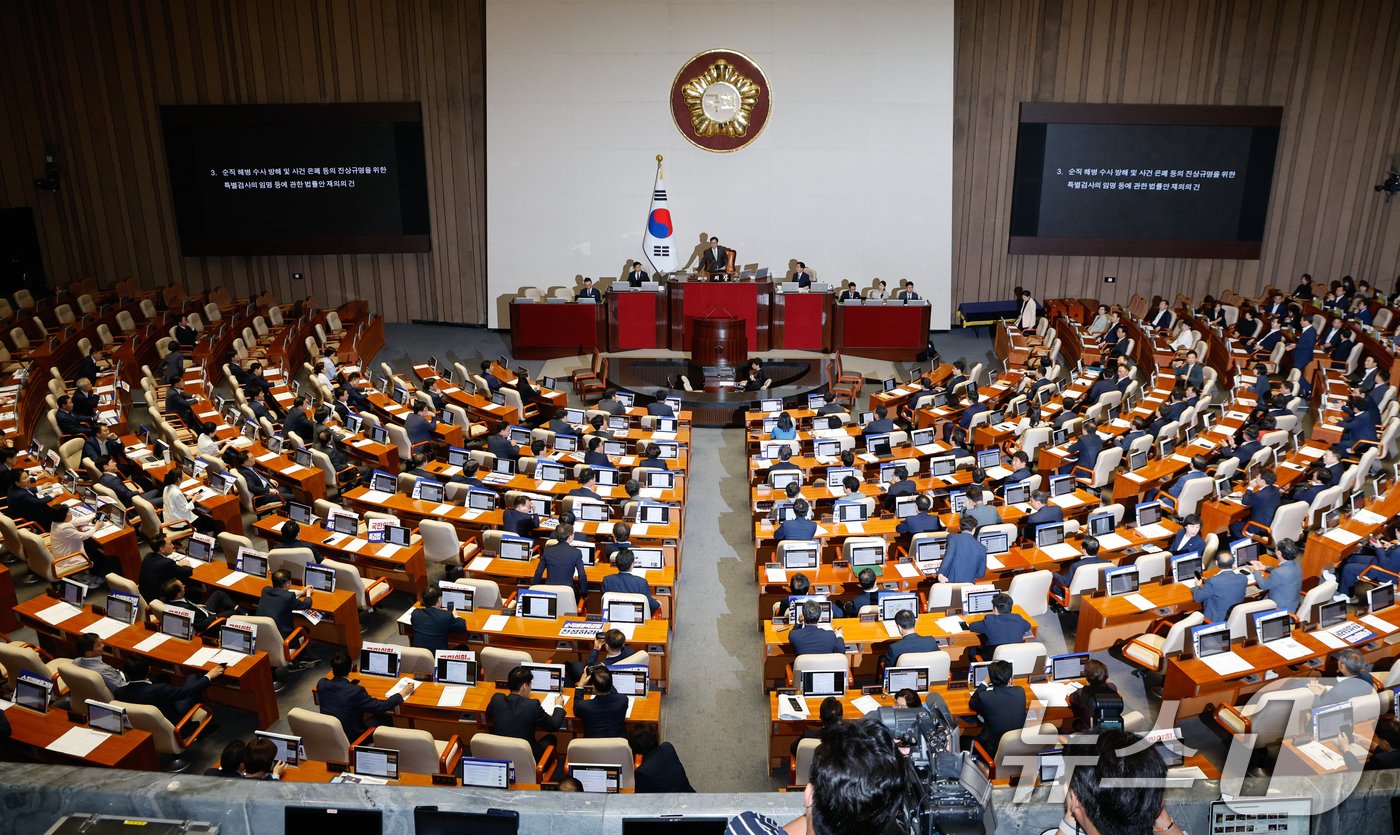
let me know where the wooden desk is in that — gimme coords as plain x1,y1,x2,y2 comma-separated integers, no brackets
14,597,281,728
186,559,363,657
462,554,677,620
1162,629,1339,716
0,704,159,770
252,515,427,596
509,301,607,360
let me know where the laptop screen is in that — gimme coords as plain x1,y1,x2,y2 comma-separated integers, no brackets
353,745,400,779
801,670,845,697
884,666,930,694
1049,653,1089,681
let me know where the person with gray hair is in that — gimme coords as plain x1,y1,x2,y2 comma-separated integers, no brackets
1310,649,1376,706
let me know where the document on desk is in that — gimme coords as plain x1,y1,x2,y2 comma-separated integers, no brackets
765,567,788,584
134,633,172,652
185,647,220,667
778,694,810,720
1359,614,1398,634
630,523,651,537
437,685,467,707
985,555,1004,570
358,489,393,504
613,623,637,640
46,727,110,759
463,508,485,521
1030,681,1082,708
482,614,511,633
386,677,416,698
217,570,250,587
1095,533,1131,551
294,609,324,626
85,617,131,640
343,538,367,553
915,444,942,456
1122,593,1155,612
1164,766,1208,783
895,562,920,579
935,616,966,632
1135,524,1171,540
1296,740,1346,771
842,522,865,535
284,464,309,476
1041,543,1082,560
1353,509,1387,526
884,621,902,639
33,601,83,626
466,555,493,572
625,696,638,718
1324,529,1364,546
858,453,880,464
1050,494,1085,509
1262,637,1312,661
1200,651,1253,677
377,544,401,558
850,695,882,715
255,452,279,463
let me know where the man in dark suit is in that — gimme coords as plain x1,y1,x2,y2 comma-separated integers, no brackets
896,494,943,536
410,585,467,652
601,549,661,613
637,442,668,470
1019,491,1064,543
1222,426,1264,469
255,570,314,637
576,277,602,301
1163,454,1210,505
284,396,317,444
317,651,415,741
575,667,628,738
487,421,521,461
1341,397,1380,451
237,455,290,509
273,519,324,564
775,499,817,542
881,466,917,508
579,437,611,469
1320,315,1346,349
74,350,105,386
646,398,674,417
532,524,589,600
1288,467,1329,508
597,390,626,416
1247,538,1303,613
502,495,538,538
404,402,437,454
115,656,225,724
939,513,988,584
138,536,193,603
1254,318,1286,356
55,396,93,436
158,348,186,385
863,406,896,436
1261,291,1287,317
486,666,567,759
838,281,861,302
1101,311,1125,352
163,385,198,431
1085,367,1118,405
699,236,728,276
897,284,921,302
1147,299,1174,330
883,609,940,668
1290,320,1318,395
1365,369,1390,412
1059,420,1104,475
1354,355,1381,393
1319,446,1347,487
789,601,846,656
174,316,199,348
629,725,695,793
72,379,101,417
1191,552,1248,622
97,455,158,508
1230,469,1281,540
1053,535,1108,588
969,593,1031,660
1052,398,1081,431
5,471,64,526
1176,351,1205,389
968,660,1028,757
792,262,812,288
1003,451,1034,484
841,569,881,617
625,263,650,287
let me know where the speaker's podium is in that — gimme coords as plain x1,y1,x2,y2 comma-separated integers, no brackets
688,315,747,388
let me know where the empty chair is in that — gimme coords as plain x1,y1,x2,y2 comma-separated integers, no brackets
417,519,475,574
480,646,534,683
565,737,637,790
529,583,580,616
791,653,850,690
366,726,461,775
791,737,821,786
113,699,213,772
228,615,310,691
991,641,1047,678
288,706,352,763
398,646,435,677
323,558,393,612
471,732,557,785
892,650,951,684
972,722,1059,782
1006,570,1053,617
1121,612,1205,675
0,641,71,692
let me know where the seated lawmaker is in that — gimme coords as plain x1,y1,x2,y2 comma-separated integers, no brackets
318,651,415,741
601,548,661,614
896,494,942,535
1191,551,1248,622
410,584,467,652
884,608,939,668
969,593,1030,660
968,660,1027,757
1053,535,1106,589
789,601,846,656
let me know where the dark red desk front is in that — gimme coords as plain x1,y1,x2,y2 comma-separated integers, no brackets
833,303,930,360
509,302,606,359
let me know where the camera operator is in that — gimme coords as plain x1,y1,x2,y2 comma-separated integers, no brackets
726,719,906,835
1054,728,1185,835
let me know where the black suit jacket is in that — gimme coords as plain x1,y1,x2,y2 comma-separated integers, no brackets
317,675,404,741
968,684,1028,756
285,409,316,443
114,674,212,724
139,551,193,602
7,485,64,526
635,742,695,792
74,356,101,384
486,692,565,746
488,434,520,461
699,247,728,272
626,270,649,286
256,586,311,636
576,689,628,738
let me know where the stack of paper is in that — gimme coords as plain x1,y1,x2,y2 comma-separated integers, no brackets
935,616,966,632
1325,529,1364,545
1262,637,1312,660
133,633,172,652
1199,651,1253,676
437,685,467,707
850,695,882,715
1359,614,1397,634
33,601,83,626
777,695,810,720
482,614,511,632
45,727,109,758
386,677,417,698
1095,533,1131,551
1042,543,1082,560
1122,593,1155,611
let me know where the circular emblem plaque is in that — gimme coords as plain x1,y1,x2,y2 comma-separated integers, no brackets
671,49,771,153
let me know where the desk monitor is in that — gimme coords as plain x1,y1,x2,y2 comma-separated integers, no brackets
536,462,567,483
106,592,139,625
878,462,911,484
352,745,400,780
1051,427,1069,447
1315,598,1348,629
657,416,679,433
1003,481,1031,505
241,420,259,441
1038,749,1066,785
1228,538,1260,565
1127,448,1148,471
266,435,285,456
807,394,826,410
255,730,302,766
787,597,834,625
615,391,635,409
345,413,364,433
769,470,802,490
882,377,898,393
773,502,797,524
541,376,560,390
288,501,314,525
456,758,513,790
153,439,172,463
606,599,646,624
977,530,1011,557
1312,702,1353,742
440,583,474,613
360,647,400,678
1207,798,1311,835
576,501,609,522
219,623,255,656
911,428,936,447
305,563,337,592
878,592,920,621
894,496,919,519
638,502,670,525
884,666,931,694
60,578,88,607
508,426,532,445
825,466,859,485
1049,652,1089,682
1170,553,1202,585
759,398,783,414
781,545,819,571
418,479,446,503
284,807,383,833
964,589,997,615
494,457,518,476
631,548,664,570
813,438,842,458
948,491,969,514
763,417,780,435
1370,582,1396,614
554,434,579,453
1253,610,1291,645
14,674,51,714
1049,474,1074,497
913,538,944,567
976,449,1001,470
1105,566,1140,597
857,411,876,427
522,662,565,693
645,470,675,490
836,502,869,524
517,591,559,620
800,669,846,697
610,666,649,697
655,441,680,460
236,547,269,578
467,489,497,511
1087,512,1115,538
968,662,992,688
369,425,390,444
850,542,884,567
383,524,411,547
1035,523,1066,548
498,537,531,561
1158,437,1176,458
594,466,621,487
435,656,478,686
609,416,631,432
88,700,128,736
1191,622,1230,659
161,608,195,642
866,434,892,457
370,470,398,494
569,763,622,794
1135,501,1162,527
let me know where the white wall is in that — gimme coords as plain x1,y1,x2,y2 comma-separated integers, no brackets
486,0,954,329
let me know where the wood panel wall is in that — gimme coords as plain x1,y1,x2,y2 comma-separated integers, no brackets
0,0,486,324
954,0,1400,309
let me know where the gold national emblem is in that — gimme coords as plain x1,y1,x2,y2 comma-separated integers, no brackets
681,60,761,137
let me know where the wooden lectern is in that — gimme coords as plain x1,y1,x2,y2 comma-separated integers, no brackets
689,316,747,387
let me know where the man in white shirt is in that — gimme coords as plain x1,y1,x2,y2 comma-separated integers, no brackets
73,633,127,693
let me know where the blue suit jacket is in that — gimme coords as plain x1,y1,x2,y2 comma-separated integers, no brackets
1292,327,1318,369
1168,470,1208,499
1168,530,1205,555
1054,556,1108,587
1192,570,1248,622
1253,559,1303,613
897,513,943,535
970,613,1032,653
1242,485,1281,526
409,606,467,652
575,689,628,738
941,534,988,584
602,570,661,611
532,541,589,597
775,517,817,542
789,625,846,656
1068,432,1104,469
315,675,404,741
884,633,941,669
1019,504,1064,541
